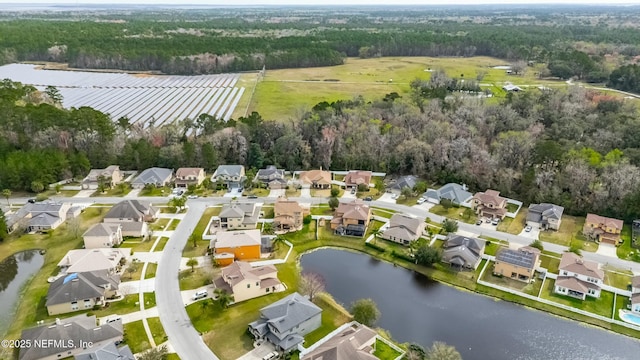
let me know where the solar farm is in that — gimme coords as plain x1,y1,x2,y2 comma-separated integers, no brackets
0,63,247,129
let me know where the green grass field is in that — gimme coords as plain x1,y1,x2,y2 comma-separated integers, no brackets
124,320,151,353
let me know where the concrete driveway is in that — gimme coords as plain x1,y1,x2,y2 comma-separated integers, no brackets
119,278,156,294
412,202,435,211
300,187,311,197
125,189,142,198
341,189,357,199
236,342,276,360
268,189,285,197
181,285,216,306
597,243,618,258
518,227,540,240
74,189,96,198
377,192,397,204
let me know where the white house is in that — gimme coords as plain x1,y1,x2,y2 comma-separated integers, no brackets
554,252,604,300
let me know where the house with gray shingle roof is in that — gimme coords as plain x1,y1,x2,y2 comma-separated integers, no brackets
527,203,564,231
442,234,486,270
212,165,246,188
131,167,173,189
46,270,120,316
422,183,472,206
388,175,418,195
19,315,123,360
102,200,157,237
381,213,425,245
83,223,123,249
214,202,261,230
75,341,134,360
249,292,322,353
255,165,287,189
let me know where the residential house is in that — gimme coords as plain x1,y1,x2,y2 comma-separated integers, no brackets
9,202,80,233
46,271,120,316
422,183,472,206
57,248,129,275
388,175,418,195
554,252,604,300
527,203,564,231
75,342,134,360
301,322,379,360
298,169,332,189
631,276,640,313
249,292,322,353
81,165,123,190
211,230,262,266
380,213,425,245
214,261,283,302
214,202,261,230
102,200,158,237
19,315,123,360
175,167,206,188
131,167,173,189
503,84,523,92
83,223,123,249
344,170,373,190
256,165,287,189
493,246,541,283
583,213,623,245
472,189,507,220
441,235,486,270
273,197,308,233
212,165,246,188
331,199,372,237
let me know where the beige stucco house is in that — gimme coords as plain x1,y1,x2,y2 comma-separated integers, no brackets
331,199,371,237
214,261,283,303
175,167,206,188
82,165,123,190
83,223,123,249
46,271,120,316
493,246,540,283
274,197,308,233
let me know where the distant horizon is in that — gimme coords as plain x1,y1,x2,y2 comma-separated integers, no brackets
2,1,640,6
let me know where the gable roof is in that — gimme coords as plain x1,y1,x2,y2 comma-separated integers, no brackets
132,167,173,185
222,261,278,287
585,213,623,230
383,214,424,241
257,165,285,178
46,270,120,307
389,175,418,191
19,315,123,360
345,170,372,186
335,200,371,221
299,169,332,185
176,167,204,177
75,342,134,360
527,203,564,223
473,189,506,206
84,166,120,181
556,276,600,294
275,198,303,216
104,200,155,220
57,248,129,274
83,223,121,237
215,230,262,248
219,203,260,224
442,235,485,266
495,246,539,269
29,212,60,227
423,183,472,204
213,165,244,177
302,323,378,360
258,292,322,333
559,252,604,280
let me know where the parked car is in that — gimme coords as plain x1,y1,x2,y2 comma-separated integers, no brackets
27,198,36,204
417,198,425,204
485,218,491,223
364,196,372,201
491,218,500,226
105,315,122,324
248,195,258,199
187,195,198,199
192,290,208,300
525,225,532,232
351,188,356,194
391,194,398,200
262,352,279,360
475,219,482,225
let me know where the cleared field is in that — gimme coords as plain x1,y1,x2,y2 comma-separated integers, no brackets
249,56,569,120
0,64,247,131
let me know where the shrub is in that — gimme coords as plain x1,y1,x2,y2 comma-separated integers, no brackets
365,242,385,252
303,214,312,225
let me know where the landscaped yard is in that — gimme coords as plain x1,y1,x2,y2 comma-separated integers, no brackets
124,320,151,353
154,237,170,251
94,295,143,319
147,317,168,346
149,218,170,231
538,215,597,252
179,267,217,291
429,204,477,224
539,254,561,274
614,294,630,321
124,261,144,281
481,261,543,296
373,339,403,360
167,219,181,231
395,195,420,206
243,188,269,197
356,188,381,200
119,237,154,253
540,279,615,318
311,185,344,198
497,209,527,234
144,263,158,279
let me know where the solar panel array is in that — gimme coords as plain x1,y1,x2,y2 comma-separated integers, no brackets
495,248,536,268
0,64,245,132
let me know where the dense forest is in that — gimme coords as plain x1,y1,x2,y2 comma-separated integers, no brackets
1,5,640,85
3,72,640,222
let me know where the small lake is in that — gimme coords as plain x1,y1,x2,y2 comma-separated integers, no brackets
300,248,640,360
0,250,44,336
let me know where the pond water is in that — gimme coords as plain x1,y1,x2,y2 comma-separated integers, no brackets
300,248,640,360
0,250,44,335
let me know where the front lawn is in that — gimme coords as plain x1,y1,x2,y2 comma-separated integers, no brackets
139,186,171,197
311,185,344,198
124,261,144,281
149,218,170,231
179,267,216,291
395,195,420,206
429,204,477,224
374,339,403,360
243,188,269,197
356,188,381,200
154,237,170,252
147,317,168,345
124,320,151,353
144,263,158,279
91,185,132,197
143,292,157,308
496,209,527,234
93,295,141,318
167,219,181,231
183,207,221,258
286,187,302,197
310,204,333,215
540,279,615,318
119,237,154,253
603,268,633,290
539,254,561,274
539,215,583,247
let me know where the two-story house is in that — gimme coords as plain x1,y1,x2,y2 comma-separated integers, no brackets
472,189,507,220
103,200,158,237
344,170,373,190
211,230,262,266
583,213,623,245
175,167,206,188
81,165,123,190
57,248,130,275
298,169,332,189
274,197,308,233
493,246,541,283
214,261,283,303
554,252,604,300
631,276,640,313
330,199,372,237
212,165,246,188
527,203,564,231
255,165,287,189
82,223,123,249
380,213,425,245
46,270,120,315
215,203,261,230
249,292,322,353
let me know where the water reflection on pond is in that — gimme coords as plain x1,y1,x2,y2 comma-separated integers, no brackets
0,250,44,335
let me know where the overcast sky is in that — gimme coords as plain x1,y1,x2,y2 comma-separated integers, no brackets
3,0,640,5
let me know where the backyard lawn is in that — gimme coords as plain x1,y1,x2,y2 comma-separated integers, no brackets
373,339,403,360
119,237,154,253
539,254,561,274
481,261,542,297
540,279,615,318
429,204,477,224
179,267,217,291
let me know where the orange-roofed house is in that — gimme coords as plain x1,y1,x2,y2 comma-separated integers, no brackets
583,213,623,245
211,229,262,266
299,169,332,189
331,199,371,237
344,170,372,190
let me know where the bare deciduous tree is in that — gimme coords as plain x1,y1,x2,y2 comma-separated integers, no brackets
300,272,325,302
